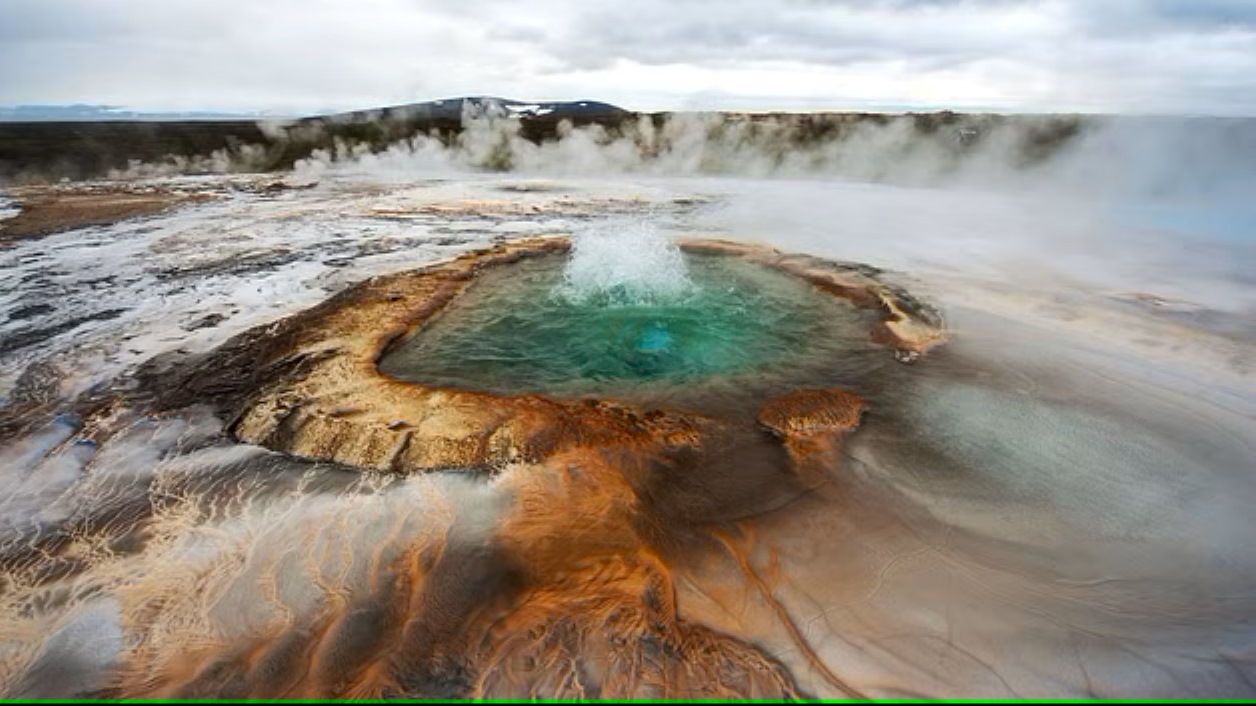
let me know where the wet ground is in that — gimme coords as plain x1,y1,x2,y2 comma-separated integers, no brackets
0,170,1253,698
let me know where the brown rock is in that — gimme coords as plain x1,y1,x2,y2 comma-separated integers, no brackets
757,388,869,439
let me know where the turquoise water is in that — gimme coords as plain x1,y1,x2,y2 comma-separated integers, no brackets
379,253,883,405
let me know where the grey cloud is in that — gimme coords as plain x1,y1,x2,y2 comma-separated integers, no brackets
786,0,1040,9
0,0,238,42
1148,0,1256,29
1070,0,1256,38
0,0,1254,115
547,0,1032,70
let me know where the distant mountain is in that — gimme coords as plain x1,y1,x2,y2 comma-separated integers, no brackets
322,96,627,123
0,104,267,122
0,98,626,124
0,97,634,181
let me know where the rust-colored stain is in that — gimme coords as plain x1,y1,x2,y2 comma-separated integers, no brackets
67,236,948,699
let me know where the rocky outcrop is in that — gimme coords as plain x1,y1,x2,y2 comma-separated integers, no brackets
757,388,869,439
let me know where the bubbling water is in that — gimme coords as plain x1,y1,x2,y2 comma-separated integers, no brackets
556,221,694,305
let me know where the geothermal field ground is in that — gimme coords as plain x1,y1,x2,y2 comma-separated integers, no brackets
0,104,1255,699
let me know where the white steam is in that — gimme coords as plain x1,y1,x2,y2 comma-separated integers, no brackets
284,110,1256,208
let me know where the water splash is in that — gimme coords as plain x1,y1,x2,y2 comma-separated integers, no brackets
557,220,693,305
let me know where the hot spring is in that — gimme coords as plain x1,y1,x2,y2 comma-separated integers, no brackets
185,229,941,478
378,227,887,412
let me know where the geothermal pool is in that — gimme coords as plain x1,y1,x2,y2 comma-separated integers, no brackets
0,170,1254,699
379,247,884,410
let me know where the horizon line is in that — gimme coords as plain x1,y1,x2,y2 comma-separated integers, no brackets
1,98,1253,122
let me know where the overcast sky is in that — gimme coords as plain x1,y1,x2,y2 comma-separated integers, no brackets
2,0,1255,116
